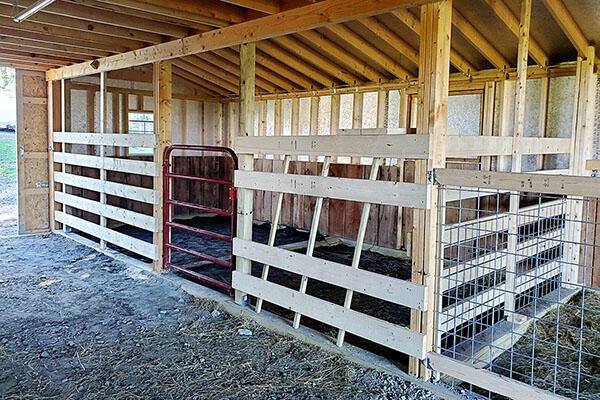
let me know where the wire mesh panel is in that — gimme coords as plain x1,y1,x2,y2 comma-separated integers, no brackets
434,178,600,400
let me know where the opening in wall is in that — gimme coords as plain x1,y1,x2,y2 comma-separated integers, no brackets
128,111,154,155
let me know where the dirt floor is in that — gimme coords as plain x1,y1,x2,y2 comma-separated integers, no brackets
0,233,448,400
0,132,17,236
493,290,600,399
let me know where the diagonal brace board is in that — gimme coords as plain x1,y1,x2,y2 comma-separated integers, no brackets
256,154,291,313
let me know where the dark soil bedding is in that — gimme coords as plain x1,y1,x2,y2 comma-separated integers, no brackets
0,234,443,400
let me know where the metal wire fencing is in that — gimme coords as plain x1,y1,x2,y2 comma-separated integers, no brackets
435,185,600,399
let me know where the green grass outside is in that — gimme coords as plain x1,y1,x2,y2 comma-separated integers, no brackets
0,137,17,177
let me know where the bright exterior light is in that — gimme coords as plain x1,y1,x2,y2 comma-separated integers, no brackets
13,0,55,23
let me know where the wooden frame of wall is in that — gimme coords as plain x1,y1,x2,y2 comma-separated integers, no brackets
32,0,598,396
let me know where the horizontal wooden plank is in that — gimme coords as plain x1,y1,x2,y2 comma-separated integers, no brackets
445,136,571,157
435,169,599,198
586,159,600,170
233,238,427,310
55,191,158,232
337,128,408,135
53,132,155,148
55,211,157,260
54,152,158,176
235,170,430,208
234,134,429,159
427,352,567,400
232,271,426,359
54,171,158,204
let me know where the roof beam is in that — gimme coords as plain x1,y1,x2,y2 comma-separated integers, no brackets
541,0,599,66
452,8,511,70
258,40,338,87
0,20,133,52
0,30,111,57
0,58,55,70
196,52,279,92
481,0,549,67
297,30,382,81
46,0,437,80
0,50,75,66
390,9,476,74
172,64,230,96
174,58,239,93
96,0,245,26
63,0,213,32
271,35,360,85
0,3,163,44
213,47,300,92
358,16,419,65
220,0,280,14
326,24,415,79
0,0,189,38
0,42,87,62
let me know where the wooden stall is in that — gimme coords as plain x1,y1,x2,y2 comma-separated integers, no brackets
4,0,600,397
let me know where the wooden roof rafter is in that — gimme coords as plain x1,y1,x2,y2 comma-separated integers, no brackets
540,0,600,67
481,0,549,67
390,8,476,75
0,0,190,38
451,8,511,70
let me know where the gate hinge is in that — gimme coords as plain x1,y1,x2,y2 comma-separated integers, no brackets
428,169,439,185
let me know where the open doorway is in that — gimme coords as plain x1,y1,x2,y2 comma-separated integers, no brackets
0,66,16,236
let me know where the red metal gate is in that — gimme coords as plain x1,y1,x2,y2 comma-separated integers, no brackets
163,145,238,294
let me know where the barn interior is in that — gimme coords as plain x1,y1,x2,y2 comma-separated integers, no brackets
2,0,600,398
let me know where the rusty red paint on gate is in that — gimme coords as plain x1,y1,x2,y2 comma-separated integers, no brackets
163,145,237,294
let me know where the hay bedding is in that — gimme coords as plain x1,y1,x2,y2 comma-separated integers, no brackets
0,234,441,400
493,291,600,399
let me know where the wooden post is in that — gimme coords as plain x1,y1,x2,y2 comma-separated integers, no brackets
235,42,256,305
351,92,363,164
564,45,597,285
99,72,107,248
47,80,59,231
536,77,550,170
481,82,495,172
409,0,452,379
505,0,531,317
153,61,173,272
86,89,95,155
309,96,319,161
330,94,340,163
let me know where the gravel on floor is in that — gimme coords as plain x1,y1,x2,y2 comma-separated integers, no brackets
0,233,450,400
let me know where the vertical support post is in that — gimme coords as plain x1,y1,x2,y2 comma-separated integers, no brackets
564,45,597,285
235,42,256,305
536,77,550,170
496,80,516,172
309,96,319,162
60,79,71,233
409,0,452,379
99,72,107,248
86,90,95,155
397,89,409,249
274,98,283,138
153,61,173,272
481,82,496,172
505,0,531,317
330,94,340,163
351,92,363,164
47,80,57,231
